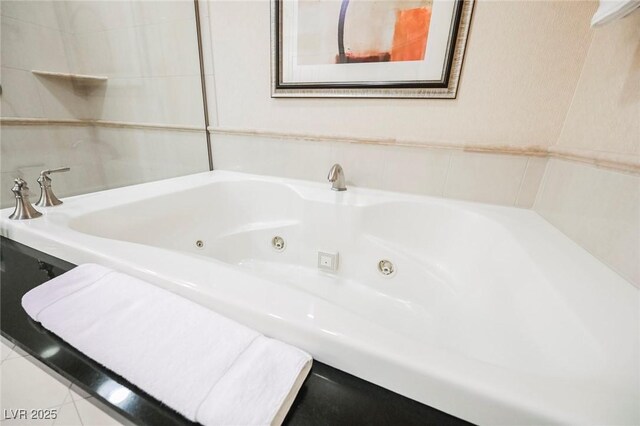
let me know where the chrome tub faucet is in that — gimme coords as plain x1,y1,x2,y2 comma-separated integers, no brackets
328,163,346,191
9,178,42,220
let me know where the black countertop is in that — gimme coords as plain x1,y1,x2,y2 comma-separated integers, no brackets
0,236,471,426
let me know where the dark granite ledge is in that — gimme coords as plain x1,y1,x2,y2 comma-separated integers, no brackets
1,236,472,426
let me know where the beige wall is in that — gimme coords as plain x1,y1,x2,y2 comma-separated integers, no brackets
535,12,640,288
554,11,639,158
535,159,639,287
204,0,596,148
199,0,598,210
0,1,209,208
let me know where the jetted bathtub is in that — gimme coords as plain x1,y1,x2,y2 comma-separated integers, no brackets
1,171,638,425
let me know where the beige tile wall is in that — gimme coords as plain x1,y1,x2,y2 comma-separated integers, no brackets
93,126,209,190
535,159,639,287
535,13,640,288
0,124,208,208
212,133,547,208
199,0,600,208
65,1,204,127
1,1,205,126
555,12,639,159
0,1,208,207
201,0,594,148
0,125,105,208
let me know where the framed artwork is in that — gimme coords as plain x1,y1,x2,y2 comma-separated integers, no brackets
271,0,474,99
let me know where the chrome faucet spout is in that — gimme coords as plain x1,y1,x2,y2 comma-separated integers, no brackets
328,163,347,191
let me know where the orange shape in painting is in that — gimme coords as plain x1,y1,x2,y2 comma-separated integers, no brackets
390,7,432,62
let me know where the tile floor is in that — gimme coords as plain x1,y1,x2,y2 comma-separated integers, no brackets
1,338,125,425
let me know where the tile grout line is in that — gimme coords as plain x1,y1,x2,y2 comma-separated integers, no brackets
440,152,453,197
514,157,531,206
532,158,553,210
70,391,84,426
0,14,68,34
1,341,16,363
1,354,72,416
552,30,594,151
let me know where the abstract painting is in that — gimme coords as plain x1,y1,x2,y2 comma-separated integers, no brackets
272,0,474,98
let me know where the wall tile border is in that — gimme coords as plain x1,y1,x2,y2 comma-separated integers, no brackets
208,126,640,175
2,119,637,176
0,117,204,133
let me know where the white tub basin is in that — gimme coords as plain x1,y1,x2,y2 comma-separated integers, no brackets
1,171,638,425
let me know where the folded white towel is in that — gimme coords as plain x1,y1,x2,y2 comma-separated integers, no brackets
22,264,312,426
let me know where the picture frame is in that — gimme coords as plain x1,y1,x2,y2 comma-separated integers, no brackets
271,0,474,99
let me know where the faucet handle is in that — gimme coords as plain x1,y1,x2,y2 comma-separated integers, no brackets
36,167,70,207
9,178,42,220
40,167,71,177
11,178,30,196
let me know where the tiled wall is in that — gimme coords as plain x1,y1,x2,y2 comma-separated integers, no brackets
201,1,594,148
0,125,207,208
212,132,548,208
66,1,204,127
1,1,204,125
535,13,640,288
1,1,76,119
535,159,639,287
199,0,595,207
0,1,208,208
555,12,639,161
1,125,105,206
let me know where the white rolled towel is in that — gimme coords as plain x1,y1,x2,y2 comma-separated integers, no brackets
22,264,312,426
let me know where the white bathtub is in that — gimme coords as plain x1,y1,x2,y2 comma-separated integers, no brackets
1,171,638,425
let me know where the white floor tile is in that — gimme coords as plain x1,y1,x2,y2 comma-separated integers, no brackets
24,357,71,389
53,402,82,426
3,349,23,363
1,415,55,425
8,344,29,359
68,385,90,402
0,356,69,412
1,341,27,364
74,398,123,426
1,342,14,363
59,391,73,406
